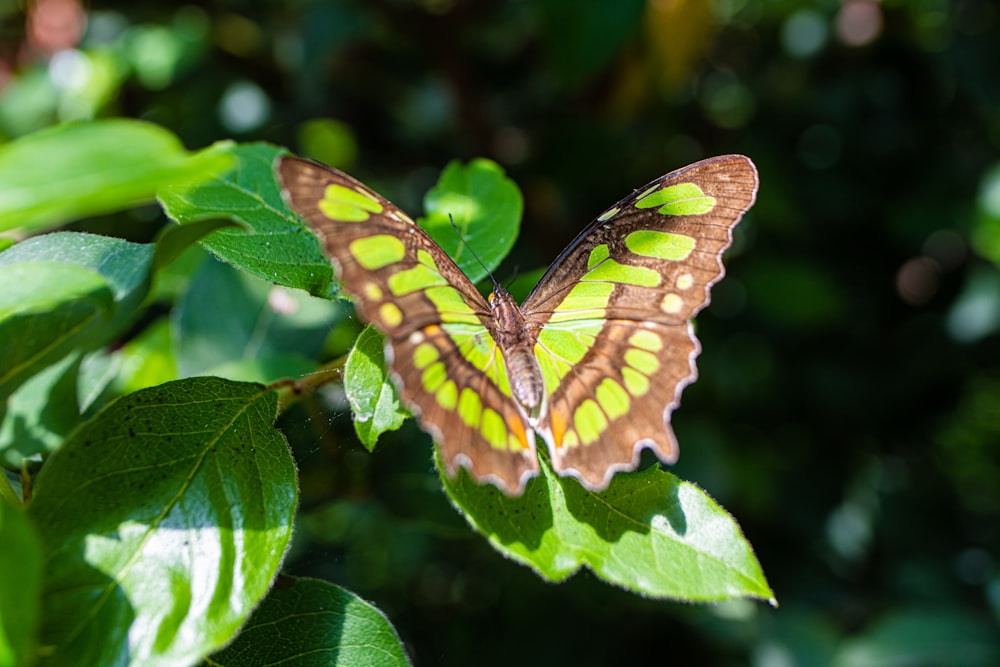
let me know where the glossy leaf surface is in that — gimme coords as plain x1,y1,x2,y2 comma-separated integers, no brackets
26,377,297,667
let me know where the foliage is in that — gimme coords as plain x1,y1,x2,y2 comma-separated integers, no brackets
0,117,769,665
3,1,1000,665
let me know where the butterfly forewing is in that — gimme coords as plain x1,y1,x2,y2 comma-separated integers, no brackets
522,155,758,489
523,155,756,324
279,157,538,493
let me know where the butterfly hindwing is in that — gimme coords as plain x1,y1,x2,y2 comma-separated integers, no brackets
390,322,537,491
523,155,759,489
279,157,538,492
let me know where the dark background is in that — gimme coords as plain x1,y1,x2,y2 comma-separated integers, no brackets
4,1,1000,664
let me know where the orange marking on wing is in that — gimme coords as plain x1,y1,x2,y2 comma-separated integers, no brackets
508,413,529,449
550,409,567,447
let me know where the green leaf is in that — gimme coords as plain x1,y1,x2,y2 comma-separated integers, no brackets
207,576,411,667
26,377,298,667
0,233,154,401
172,256,341,382
113,318,178,394
159,142,334,297
344,325,407,450
420,158,522,284
0,119,233,232
0,499,42,667
0,474,18,508
151,217,242,272
441,454,774,602
0,262,111,404
76,349,122,416
0,353,81,466
0,232,154,331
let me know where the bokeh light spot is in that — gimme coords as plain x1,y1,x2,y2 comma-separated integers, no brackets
219,80,271,133
782,9,828,57
896,257,941,306
836,0,883,47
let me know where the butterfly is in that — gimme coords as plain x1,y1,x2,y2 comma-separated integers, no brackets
278,155,758,496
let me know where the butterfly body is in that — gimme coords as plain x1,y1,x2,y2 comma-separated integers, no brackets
487,286,545,416
279,155,759,496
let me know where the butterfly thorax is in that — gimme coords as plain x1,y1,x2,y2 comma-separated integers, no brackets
488,287,545,419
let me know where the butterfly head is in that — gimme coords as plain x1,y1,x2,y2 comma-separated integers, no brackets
487,288,501,307
487,284,516,312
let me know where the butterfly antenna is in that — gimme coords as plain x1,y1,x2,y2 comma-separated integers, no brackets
448,214,502,291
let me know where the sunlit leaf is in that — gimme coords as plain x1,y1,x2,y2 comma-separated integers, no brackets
344,325,407,450
27,377,297,667
420,158,522,285
441,453,774,602
159,142,334,296
0,119,232,232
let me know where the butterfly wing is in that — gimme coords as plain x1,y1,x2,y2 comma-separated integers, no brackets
278,157,538,494
521,155,759,490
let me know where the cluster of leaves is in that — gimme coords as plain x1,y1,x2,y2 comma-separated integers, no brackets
0,119,770,666
0,121,410,666
6,0,1000,663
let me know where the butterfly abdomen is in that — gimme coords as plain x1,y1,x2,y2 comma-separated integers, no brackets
505,345,545,415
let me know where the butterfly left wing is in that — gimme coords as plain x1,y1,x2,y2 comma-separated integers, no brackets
521,155,759,490
278,157,539,494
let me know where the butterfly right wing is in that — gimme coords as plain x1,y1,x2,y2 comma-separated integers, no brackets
521,156,759,490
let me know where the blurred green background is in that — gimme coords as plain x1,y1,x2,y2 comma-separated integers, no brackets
3,0,1000,664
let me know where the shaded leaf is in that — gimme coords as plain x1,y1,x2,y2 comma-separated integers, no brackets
0,260,113,403
113,318,178,394
207,576,410,667
0,353,81,466
152,217,243,271
441,453,774,602
297,118,359,170
971,162,1000,269
0,499,42,667
0,232,153,324
172,256,340,381
0,232,160,404
26,377,298,667
344,325,407,450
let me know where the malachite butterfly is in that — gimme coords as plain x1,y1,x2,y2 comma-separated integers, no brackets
278,155,758,496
